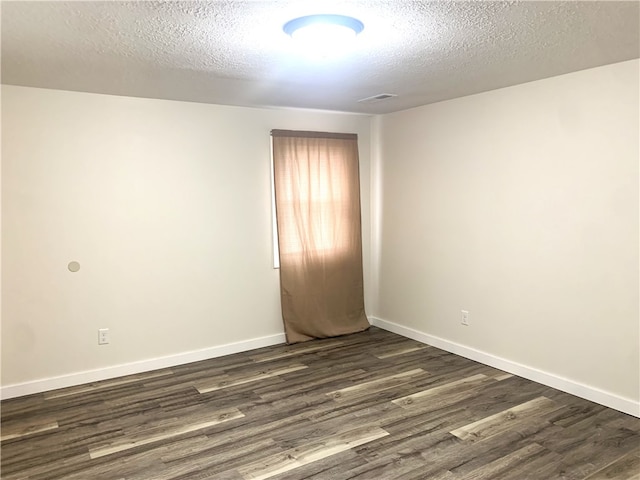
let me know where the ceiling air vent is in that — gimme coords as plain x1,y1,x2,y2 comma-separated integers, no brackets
357,93,397,104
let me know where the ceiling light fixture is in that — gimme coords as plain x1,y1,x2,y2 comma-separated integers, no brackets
283,14,364,58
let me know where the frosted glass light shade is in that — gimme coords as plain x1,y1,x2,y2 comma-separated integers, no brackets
283,14,364,58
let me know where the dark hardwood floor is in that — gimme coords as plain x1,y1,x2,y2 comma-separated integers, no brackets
2,327,639,479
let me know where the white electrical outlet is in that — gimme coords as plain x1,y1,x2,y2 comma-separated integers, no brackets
461,310,470,326
98,328,110,345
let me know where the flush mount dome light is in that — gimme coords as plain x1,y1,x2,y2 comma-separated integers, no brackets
283,14,364,57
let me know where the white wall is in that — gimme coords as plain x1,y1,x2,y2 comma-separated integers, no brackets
376,60,639,408
3,60,638,414
1,86,372,391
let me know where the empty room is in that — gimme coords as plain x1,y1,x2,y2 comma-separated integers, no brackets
1,1,639,479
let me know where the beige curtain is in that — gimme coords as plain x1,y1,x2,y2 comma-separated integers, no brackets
272,130,369,343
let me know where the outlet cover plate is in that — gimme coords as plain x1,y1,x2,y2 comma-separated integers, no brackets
98,328,110,345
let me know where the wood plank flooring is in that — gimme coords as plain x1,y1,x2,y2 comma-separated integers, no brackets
2,327,639,479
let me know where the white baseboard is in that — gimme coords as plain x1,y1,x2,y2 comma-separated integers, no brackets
5,320,638,418
370,316,640,418
1,333,287,400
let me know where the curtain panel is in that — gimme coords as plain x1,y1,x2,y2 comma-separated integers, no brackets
271,130,369,343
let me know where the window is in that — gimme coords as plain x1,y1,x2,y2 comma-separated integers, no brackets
271,132,357,267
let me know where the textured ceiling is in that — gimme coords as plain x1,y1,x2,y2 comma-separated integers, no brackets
1,1,639,114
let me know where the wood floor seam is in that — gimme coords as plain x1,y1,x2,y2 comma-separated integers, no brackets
88,407,245,459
